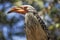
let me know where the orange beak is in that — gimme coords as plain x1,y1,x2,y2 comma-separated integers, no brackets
8,6,28,14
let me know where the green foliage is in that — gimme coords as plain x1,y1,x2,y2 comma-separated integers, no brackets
0,12,9,24
9,0,20,3
50,7,58,18
55,23,60,28
0,0,4,3
57,36,60,40
48,25,55,31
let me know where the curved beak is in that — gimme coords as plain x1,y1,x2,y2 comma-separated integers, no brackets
8,7,22,13
8,6,28,14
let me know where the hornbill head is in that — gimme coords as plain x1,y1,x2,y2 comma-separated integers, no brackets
8,5,37,15
8,5,49,40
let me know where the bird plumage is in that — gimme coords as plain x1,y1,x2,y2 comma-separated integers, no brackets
8,5,48,40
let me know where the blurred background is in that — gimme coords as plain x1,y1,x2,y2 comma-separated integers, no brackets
0,0,60,40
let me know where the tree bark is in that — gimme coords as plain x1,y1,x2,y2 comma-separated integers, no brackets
25,13,48,40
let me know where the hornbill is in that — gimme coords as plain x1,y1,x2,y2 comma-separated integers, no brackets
8,5,47,29
8,5,49,40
